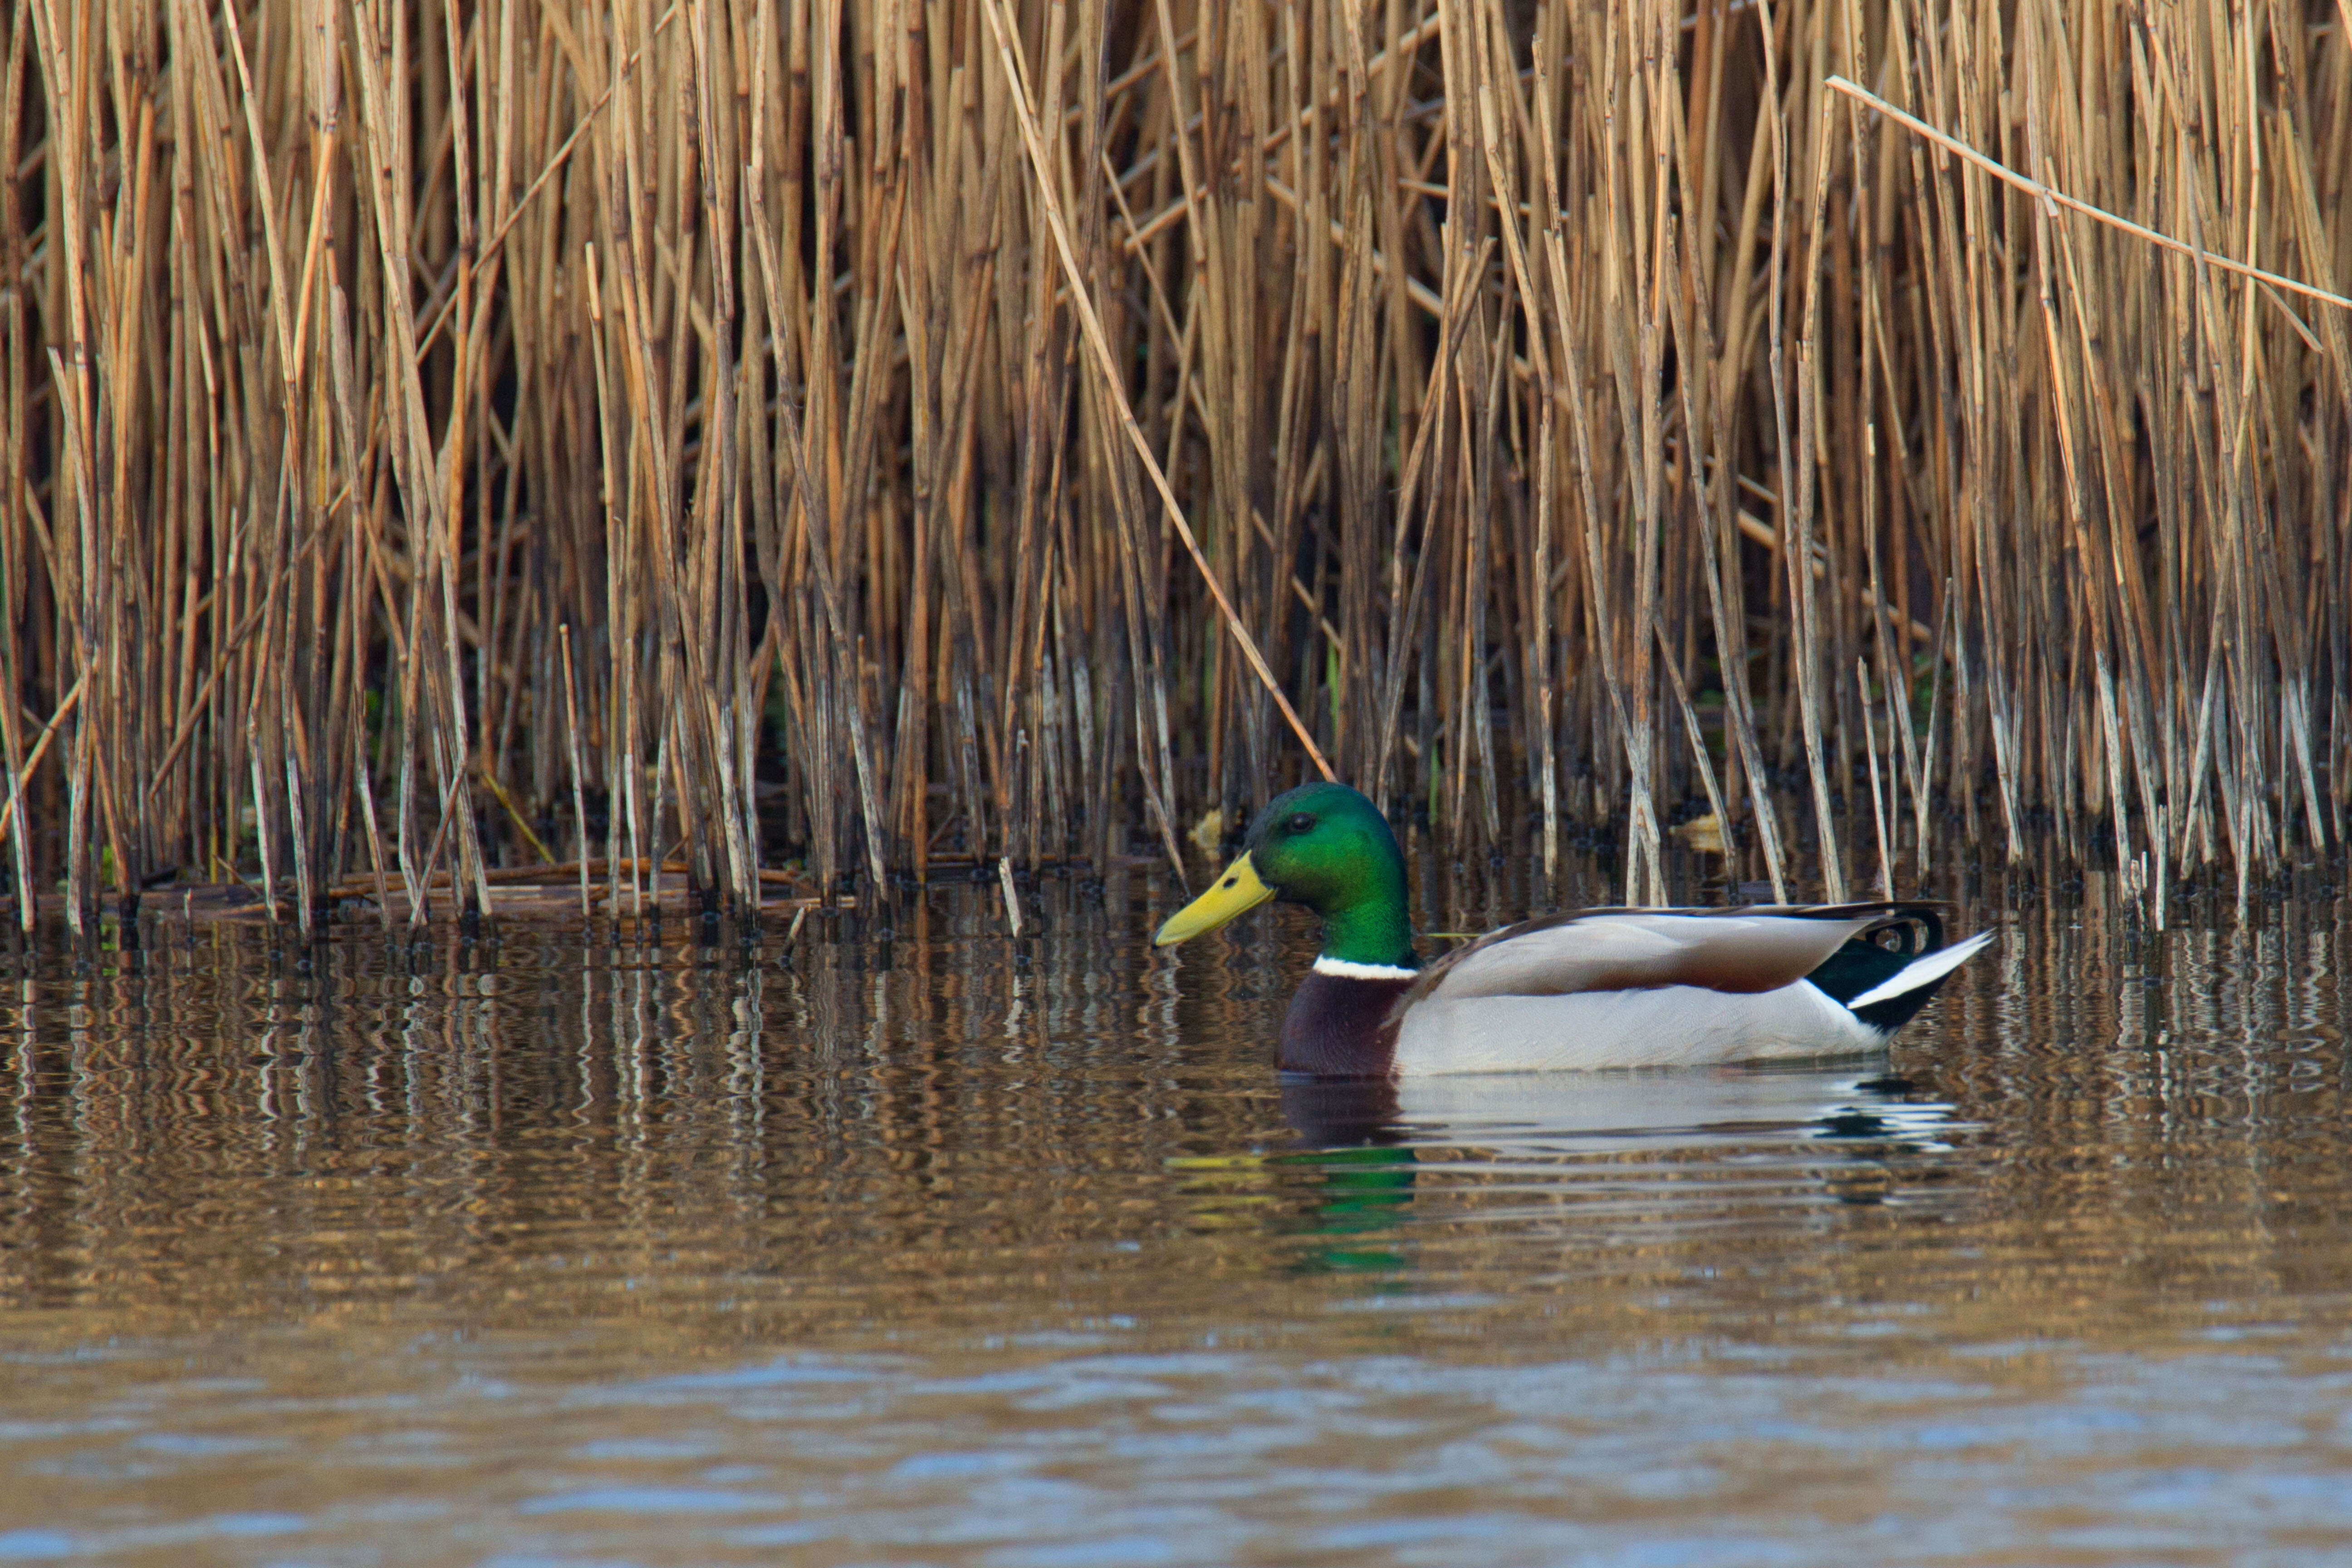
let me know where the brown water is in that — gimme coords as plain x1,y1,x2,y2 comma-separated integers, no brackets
2,865,2349,1567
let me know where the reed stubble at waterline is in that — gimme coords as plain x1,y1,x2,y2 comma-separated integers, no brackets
0,0,2344,934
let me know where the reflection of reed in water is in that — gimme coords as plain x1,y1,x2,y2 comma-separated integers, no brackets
0,883,2342,1357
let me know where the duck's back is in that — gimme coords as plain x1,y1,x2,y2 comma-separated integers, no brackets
1385,904,1971,1076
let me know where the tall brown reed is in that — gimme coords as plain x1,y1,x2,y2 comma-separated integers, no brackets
0,0,2345,929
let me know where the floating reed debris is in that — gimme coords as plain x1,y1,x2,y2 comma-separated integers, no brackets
0,0,2346,932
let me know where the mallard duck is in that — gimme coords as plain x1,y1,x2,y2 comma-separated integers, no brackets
1153,782,1994,1076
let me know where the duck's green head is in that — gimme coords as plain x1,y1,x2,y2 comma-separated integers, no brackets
1152,783,1416,968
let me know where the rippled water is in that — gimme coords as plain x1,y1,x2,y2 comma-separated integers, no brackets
2,863,2349,1566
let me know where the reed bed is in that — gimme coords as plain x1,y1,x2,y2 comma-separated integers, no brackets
0,0,2347,933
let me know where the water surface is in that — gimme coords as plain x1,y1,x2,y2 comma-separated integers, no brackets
2,867,2349,1565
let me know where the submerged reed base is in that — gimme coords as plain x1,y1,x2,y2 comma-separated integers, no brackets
0,0,2345,936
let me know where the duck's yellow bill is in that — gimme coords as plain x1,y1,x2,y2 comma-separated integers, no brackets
1153,853,1277,946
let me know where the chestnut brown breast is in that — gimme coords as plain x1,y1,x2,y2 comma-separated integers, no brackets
1279,970,1415,1077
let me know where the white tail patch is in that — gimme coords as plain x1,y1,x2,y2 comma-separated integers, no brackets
1846,931,1996,1010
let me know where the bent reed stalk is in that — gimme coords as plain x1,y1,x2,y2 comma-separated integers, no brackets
0,0,2347,934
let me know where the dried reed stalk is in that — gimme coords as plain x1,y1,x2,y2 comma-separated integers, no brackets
0,0,2342,926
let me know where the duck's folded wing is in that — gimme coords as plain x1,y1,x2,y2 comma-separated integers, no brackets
1409,906,1903,1003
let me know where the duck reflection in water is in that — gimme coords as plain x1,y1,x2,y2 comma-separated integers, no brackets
1279,1065,1960,1156
1271,1078,1416,1274
1259,1067,1967,1272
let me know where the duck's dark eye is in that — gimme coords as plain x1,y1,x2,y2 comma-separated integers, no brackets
1285,812,1315,834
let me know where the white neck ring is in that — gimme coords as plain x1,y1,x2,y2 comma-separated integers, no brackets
1313,955,1418,981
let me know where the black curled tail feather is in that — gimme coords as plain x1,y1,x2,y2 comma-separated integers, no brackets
1857,905,1944,956
1797,912,1985,1034
1803,904,1965,1034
